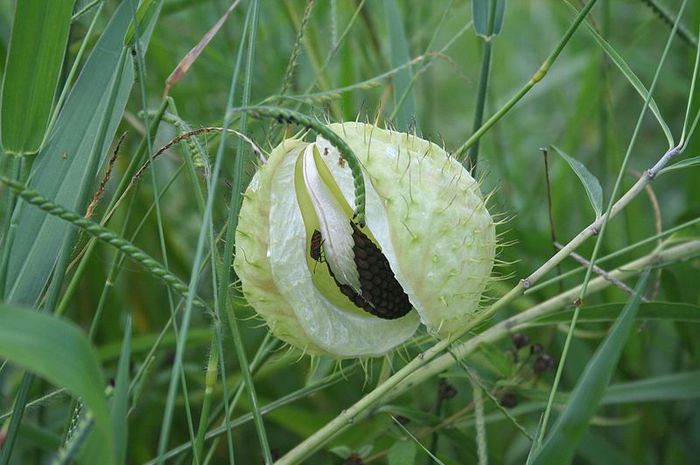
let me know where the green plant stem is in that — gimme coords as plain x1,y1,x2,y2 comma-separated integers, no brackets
192,341,219,465
54,99,170,317
276,105,692,465
454,0,598,161
216,1,274,463
467,0,498,172
527,215,700,294
473,377,487,465
237,105,366,225
467,38,493,172
640,0,697,47
0,373,33,465
537,0,688,442
147,362,354,465
392,239,700,401
274,284,522,465
0,155,21,298
0,176,205,308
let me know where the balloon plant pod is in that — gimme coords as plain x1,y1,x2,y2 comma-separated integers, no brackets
233,122,496,358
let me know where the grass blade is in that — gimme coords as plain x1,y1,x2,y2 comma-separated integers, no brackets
0,0,75,155
473,0,505,38
4,3,135,305
384,0,417,131
81,318,132,465
0,304,113,463
531,270,650,465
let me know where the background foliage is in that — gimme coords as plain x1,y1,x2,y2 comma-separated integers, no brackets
1,1,699,464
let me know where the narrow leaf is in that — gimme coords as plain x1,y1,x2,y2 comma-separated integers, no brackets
383,0,417,131
123,0,159,46
552,145,603,218
473,0,506,38
80,319,131,465
660,154,700,174
0,0,76,155
531,271,650,465
0,304,113,462
5,2,139,305
603,370,700,404
164,0,242,96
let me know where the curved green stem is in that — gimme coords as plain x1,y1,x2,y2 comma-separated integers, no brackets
0,175,205,308
237,105,367,226
455,0,598,161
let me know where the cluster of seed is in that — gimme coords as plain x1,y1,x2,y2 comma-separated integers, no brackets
499,333,558,409
320,223,412,320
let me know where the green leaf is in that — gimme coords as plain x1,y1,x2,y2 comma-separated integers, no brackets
0,304,113,463
660,154,700,174
388,440,417,465
0,0,75,155
552,145,603,218
124,0,160,46
4,2,136,306
81,319,131,465
603,370,700,404
578,431,636,465
530,301,700,325
473,0,506,38
383,0,417,131
531,271,650,465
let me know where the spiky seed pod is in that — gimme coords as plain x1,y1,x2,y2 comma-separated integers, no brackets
233,123,496,358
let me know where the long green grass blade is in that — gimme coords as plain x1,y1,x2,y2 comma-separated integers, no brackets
0,0,75,155
111,318,131,465
4,3,135,305
531,271,650,465
384,0,417,130
603,370,700,404
0,304,113,463
473,0,505,38
80,318,132,465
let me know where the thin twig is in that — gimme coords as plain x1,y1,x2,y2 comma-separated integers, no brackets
554,242,645,301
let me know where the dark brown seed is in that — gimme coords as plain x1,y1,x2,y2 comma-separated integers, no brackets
438,380,457,400
512,333,529,349
530,343,543,355
343,453,364,465
534,354,556,373
499,392,518,409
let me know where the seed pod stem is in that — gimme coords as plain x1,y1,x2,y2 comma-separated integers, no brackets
236,105,367,225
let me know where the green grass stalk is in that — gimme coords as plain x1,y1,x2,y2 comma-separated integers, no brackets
454,0,598,161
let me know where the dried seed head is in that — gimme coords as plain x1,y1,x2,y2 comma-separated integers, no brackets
512,333,529,349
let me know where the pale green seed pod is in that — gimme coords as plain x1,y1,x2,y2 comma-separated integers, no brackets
234,122,496,358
